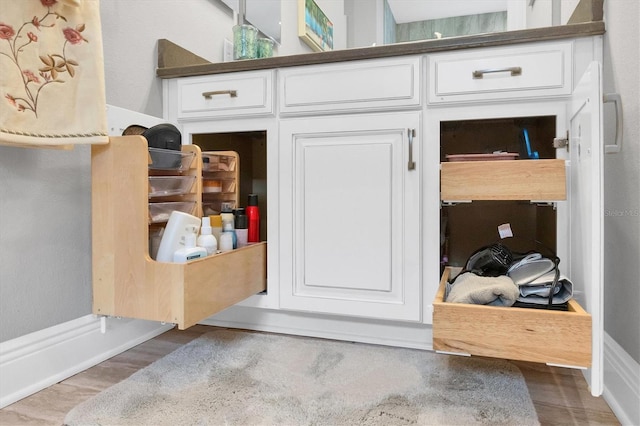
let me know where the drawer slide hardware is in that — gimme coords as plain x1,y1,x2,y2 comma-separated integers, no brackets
472,66,522,79
553,131,569,151
441,201,472,206
436,350,471,357
407,128,416,170
202,90,238,99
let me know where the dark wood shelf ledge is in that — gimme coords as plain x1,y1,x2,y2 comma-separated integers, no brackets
157,21,605,79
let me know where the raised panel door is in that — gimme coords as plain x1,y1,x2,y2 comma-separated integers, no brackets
279,112,421,321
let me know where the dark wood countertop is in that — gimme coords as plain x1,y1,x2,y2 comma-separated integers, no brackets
156,21,605,79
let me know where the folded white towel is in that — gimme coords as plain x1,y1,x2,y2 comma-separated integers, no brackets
446,272,519,306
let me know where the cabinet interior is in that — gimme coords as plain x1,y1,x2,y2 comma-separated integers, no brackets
440,116,557,161
193,131,268,242
440,115,558,268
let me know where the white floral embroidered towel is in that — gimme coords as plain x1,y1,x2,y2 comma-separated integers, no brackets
0,0,108,146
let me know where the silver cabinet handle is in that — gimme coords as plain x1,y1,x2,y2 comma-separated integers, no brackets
202,90,237,99
408,128,416,171
472,67,522,79
603,93,623,154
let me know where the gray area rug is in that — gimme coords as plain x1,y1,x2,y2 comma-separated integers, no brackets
64,329,539,425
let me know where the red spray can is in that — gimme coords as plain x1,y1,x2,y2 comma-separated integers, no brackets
247,194,260,243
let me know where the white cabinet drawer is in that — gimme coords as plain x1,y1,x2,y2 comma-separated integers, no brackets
279,57,421,115
177,71,274,119
428,42,572,104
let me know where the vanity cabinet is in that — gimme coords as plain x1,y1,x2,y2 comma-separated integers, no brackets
279,112,421,321
146,33,605,394
425,55,604,393
163,69,279,311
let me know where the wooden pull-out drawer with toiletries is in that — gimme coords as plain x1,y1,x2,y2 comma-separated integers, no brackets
92,136,266,329
433,268,591,367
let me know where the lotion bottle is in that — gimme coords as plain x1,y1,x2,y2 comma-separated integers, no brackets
221,217,237,249
197,216,217,256
173,227,207,262
219,224,234,252
209,214,223,243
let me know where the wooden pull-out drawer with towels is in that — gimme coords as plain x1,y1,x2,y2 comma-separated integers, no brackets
428,41,572,104
433,268,591,367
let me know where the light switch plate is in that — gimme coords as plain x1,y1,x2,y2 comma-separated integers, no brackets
223,38,233,62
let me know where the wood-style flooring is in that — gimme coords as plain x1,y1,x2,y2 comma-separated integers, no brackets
0,324,620,425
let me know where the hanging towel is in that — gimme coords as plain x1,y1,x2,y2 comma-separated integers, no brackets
446,272,519,306
0,0,108,147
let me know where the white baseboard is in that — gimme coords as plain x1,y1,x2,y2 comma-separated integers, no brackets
200,306,434,350
602,333,640,426
0,315,172,409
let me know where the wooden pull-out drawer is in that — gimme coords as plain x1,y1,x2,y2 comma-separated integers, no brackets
441,159,566,201
92,136,266,330
432,268,591,367
428,41,572,104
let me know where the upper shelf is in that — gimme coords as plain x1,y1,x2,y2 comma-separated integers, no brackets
156,21,605,79
441,159,567,202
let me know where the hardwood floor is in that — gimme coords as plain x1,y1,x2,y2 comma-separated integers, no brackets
0,324,620,425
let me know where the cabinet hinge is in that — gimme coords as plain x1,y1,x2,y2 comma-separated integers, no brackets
553,131,569,151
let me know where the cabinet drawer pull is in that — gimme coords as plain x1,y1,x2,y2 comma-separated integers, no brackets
408,128,416,171
202,90,238,99
472,67,522,79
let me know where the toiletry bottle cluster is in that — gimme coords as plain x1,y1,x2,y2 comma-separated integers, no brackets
155,194,260,263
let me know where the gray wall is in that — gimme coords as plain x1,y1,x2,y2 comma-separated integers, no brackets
0,0,343,343
602,0,640,363
1,1,638,369
0,145,92,342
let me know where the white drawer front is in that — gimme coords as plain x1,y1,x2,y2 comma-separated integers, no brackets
428,42,572,104
177,71,273,119
279,57,421,114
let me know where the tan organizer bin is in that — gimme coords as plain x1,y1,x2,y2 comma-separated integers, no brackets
441,159,566,201
433,268,591,367
92,136,266,330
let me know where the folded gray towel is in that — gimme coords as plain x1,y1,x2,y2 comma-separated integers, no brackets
446,272,519,306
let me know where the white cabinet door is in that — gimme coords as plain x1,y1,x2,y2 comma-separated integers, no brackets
279,112,421,321
569,61,604,395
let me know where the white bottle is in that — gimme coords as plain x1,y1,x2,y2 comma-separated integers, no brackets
197,216,218,256
218,228,234,252
173,229,207,263
156,211,202,262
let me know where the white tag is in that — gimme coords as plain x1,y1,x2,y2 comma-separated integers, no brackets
498,223,513,239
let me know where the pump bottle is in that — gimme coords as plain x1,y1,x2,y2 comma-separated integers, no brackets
197,216,217,256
